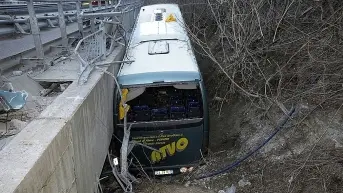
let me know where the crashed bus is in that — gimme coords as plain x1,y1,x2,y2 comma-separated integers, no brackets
113,4,209,176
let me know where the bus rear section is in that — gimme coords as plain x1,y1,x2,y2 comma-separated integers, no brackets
113,4,209,175
114,83,208,175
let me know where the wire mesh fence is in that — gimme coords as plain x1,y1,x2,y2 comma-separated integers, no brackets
74,0,143,84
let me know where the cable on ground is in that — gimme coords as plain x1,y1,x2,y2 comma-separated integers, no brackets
195,107,296,180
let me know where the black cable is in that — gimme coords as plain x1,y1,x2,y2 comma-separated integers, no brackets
195,107,296,180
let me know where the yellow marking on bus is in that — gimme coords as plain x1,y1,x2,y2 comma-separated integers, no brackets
165,14,176,22
119,89,130,120
151,137,189,163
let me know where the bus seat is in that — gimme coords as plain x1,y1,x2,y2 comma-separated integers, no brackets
127,109,134,122
171,99,184,106
133,105,149,111
133,105,150,121
170,93,182,101
187,97,198,103
170,106,186,119
188,102,201,118
151,108,168,121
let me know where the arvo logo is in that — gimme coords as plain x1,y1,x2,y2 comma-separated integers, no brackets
151,137,189,163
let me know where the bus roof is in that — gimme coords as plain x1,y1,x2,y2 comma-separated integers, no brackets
117,4,201,86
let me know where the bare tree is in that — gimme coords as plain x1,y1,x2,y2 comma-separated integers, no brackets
144,0,343,110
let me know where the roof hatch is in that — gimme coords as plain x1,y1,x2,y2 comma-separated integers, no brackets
153,8,166,21
148,41,169,55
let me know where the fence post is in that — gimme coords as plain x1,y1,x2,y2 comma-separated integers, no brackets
57,0,68,49
27,0,44,59
76,0,84,37
89,1,96,32
101,24,106,60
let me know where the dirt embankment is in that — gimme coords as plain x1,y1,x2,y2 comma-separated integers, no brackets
136,96,343,193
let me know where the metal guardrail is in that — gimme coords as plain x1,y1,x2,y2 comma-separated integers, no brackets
75,1,143,84
0,0,143,84
0,1,127,35
0,2,78,15
75,29,106,74
0,0,141,56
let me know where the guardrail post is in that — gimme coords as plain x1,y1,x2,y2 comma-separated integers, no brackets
131,6,134,29
89,2,96,32
57,0,68,49
76,0,84,37
27,0,44,59
89,1,93,10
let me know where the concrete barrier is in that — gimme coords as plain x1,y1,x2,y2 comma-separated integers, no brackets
0,47,124,193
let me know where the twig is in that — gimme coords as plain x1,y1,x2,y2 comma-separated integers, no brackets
273,0,296,42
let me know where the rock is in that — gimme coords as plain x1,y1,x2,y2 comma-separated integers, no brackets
184,181,191,187
218,185,236,193
1,82,14,92
333,139,343,148
40,89,50,96
59,83,69,92
9,119,27,131
238,178,251,187
12,71,23,76
40,83,58,96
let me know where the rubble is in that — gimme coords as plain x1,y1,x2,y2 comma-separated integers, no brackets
59,83,69,92
238,178,251,187
9,119,27,131
12,71,23,76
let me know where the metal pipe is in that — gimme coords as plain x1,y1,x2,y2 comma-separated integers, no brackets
82,12,121,18
57,0,68,48
0,15,12,20
0,12,76,24
0,19,28,24
27,0,44,58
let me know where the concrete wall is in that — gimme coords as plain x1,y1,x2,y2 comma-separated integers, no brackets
0,47,124,193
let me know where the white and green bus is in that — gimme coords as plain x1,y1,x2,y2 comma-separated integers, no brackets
113,4,209,176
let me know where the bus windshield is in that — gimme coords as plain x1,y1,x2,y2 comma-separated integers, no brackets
120,83,203,123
